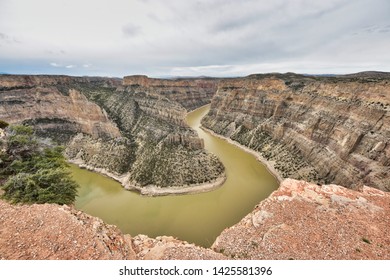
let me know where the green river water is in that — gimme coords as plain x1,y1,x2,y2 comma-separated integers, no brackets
73,105,278,247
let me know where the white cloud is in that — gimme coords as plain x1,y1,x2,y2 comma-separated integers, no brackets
50,62,62,67
1,0,390,76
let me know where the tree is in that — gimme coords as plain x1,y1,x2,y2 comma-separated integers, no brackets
1,124,79,205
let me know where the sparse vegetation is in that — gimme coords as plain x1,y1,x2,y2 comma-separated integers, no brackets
0,124,78,204
0,119,9,129
362,237,371,244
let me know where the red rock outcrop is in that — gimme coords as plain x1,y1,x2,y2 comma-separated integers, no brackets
0,198,225,260
213,178,390,259
0,199,135,260
1,178,388,260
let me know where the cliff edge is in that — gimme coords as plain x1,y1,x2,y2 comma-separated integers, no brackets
1,179,388,260
213,179,390,259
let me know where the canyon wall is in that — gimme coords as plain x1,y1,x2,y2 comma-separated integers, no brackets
0,75,121,142
202,72,390,191
123,75,219,110
0,75,224,192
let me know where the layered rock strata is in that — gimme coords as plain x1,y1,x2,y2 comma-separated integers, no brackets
0,75,224,193
70,78,224,191
202,72,390,191
123,75,219,110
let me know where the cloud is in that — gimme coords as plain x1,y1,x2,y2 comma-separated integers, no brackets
50,62,76,69
1,0,390,77
0,32,20,44
122,23,141,37
50,62,62,67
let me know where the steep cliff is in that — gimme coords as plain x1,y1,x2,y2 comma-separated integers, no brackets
0,76,121,142
0,74,224,193
202,73,390,191
68,78,224,191
123,75,219,111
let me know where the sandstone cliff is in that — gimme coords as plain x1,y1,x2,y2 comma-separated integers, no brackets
1,178,388,260
202,73,390,191
70,77,224,190
0,74,224,192
123,75,219,111
0,76,121,142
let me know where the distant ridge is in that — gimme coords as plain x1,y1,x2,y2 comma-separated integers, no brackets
343,71,390,78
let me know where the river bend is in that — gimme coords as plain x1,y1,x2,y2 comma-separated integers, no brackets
73,105,278,247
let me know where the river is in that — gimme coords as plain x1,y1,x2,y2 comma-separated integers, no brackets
73,104,278,247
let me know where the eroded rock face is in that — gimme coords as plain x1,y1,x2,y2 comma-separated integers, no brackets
202,72,390,191
74,78,224,189
123,75,219,111
212,178,390,260
0,77,121,142
0,74,224,192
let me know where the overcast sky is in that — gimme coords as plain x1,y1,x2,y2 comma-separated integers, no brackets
1,0,389,77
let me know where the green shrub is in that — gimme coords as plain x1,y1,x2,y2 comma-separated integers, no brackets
0,119,9,129
1,124,79,205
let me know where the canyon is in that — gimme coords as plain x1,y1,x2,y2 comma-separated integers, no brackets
202,72,390,191
0,72,389,259
0,75,224,194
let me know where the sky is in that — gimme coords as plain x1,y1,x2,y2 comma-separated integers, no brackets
0,0,390,77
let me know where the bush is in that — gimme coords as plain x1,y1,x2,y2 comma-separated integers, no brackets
1,125,79,205
0,119,9,129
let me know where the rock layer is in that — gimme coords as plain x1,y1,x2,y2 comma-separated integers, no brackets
0,77,121,142
0,74,224,193
123,75,219,110
202,73,390,191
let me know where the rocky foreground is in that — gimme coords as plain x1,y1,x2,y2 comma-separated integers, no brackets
1,179,388,260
